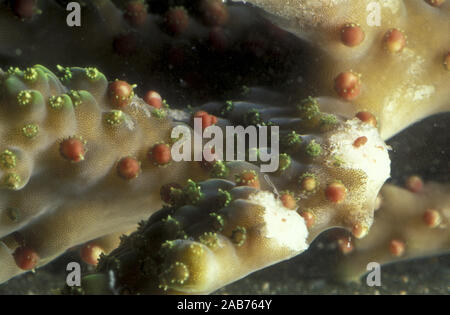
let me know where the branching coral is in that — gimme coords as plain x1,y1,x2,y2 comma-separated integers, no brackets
0,0,296,106
0,0,448,295
193,98,390,239
0,65,391,289
75,97,391,294
0,64,209,283
93,179,309,294
336,180,450,282
233,0,450,139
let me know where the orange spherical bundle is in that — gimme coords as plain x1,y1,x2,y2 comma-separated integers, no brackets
149,143,172,166
60,138,86,163
13,246,39,270
108,80,134,108
334,71,361,101
117,157,140,180
340,23,365,47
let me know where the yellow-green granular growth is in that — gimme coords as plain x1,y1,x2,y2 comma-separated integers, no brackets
57,65,73,81
68,90,83,107
152,109,167,119
3,173,21,190
306,140,322,157
0,150,17,169
217,189,232,207
231,226,247,247
17,90,33,106
22,123,39,138
210,212,225,231
184,179,204,205
85,67,100,81
211,161,229,178
49,95,66,109
281,131,302,148
221,100,234,116
297,96,321,120
278,153,291,172
23,67,38,82
105,110,125,126
199,232,221,249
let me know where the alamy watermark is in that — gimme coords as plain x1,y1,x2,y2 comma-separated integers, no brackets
366,2,381,27
66,262,81,287
66,1,383,28
171,118,280,173
366,262,381,287
66,2,81,27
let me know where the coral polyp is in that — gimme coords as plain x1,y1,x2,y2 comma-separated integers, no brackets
143,91,163,109
11,0,38,19
59,137,86,163
193,110,218,130
149,143,172,166
123,0,148,27
325,181,347,204
334,71,361,101
117,157,141,180
340,23,365,47
165,6,190,36
383,28,407,53
200,0,230,27
108,80,135,108
13,246,39,271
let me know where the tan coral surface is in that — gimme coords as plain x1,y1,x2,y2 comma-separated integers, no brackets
0,65,208,283
234,0,450,139
337,181,450,281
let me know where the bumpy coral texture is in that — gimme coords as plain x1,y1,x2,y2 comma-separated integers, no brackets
84,96,391,294
235,0,450,139
0,65,208,283
337,181,450,281
95,179,309,294
0,65,391,290
194,98,390,240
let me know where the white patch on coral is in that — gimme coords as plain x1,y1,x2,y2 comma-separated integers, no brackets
383,90,401,114
130,95,152,118
412,85,435,101
168,109,191,122
326,118,391,194
402,49,425,77
123,114,135,130
381,0,400,14
125,96,158,130
248,191,309,252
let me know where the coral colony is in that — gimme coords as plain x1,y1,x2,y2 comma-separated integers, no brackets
0,0,448,294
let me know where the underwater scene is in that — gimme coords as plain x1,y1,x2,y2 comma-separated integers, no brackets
0,0,448,296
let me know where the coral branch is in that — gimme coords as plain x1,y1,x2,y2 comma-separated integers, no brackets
195,97,391,240
233,0,450,139
92,179,309,294
0,65,209,283
336,180,450,282
78,96,392,294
